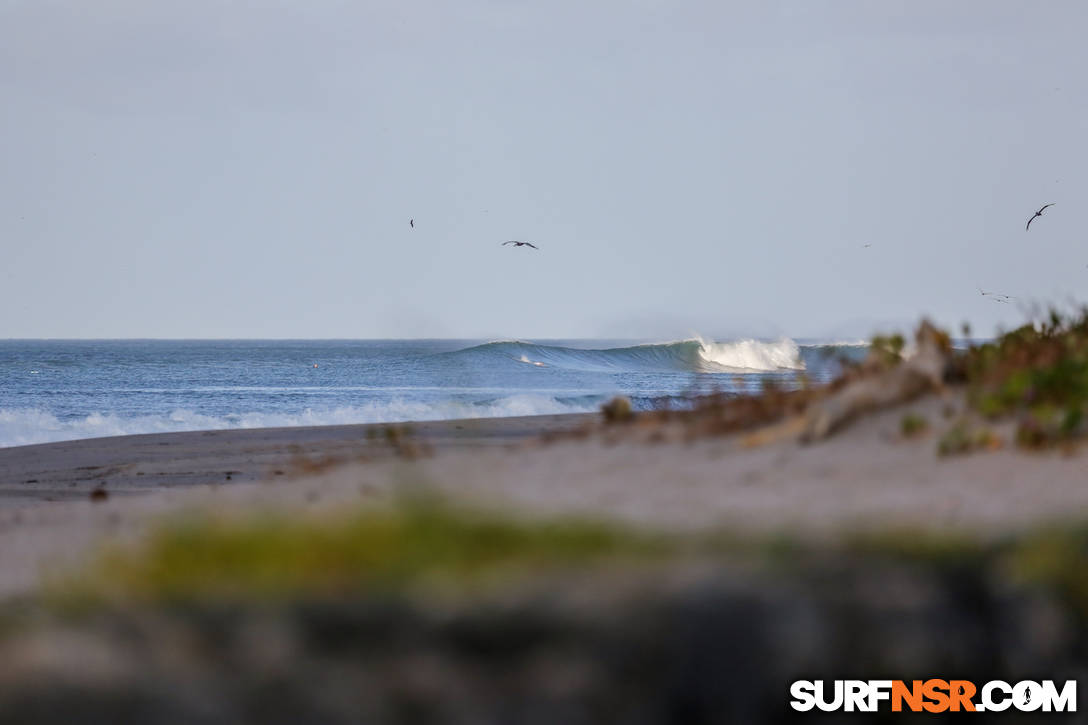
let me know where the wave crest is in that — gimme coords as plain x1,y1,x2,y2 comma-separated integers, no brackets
694,337,803,372
446,338,803,373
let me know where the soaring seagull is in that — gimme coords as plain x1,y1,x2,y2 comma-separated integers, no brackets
979,288,1014,302
1026,203,1054,231
503,240,539,250
409,218,414,228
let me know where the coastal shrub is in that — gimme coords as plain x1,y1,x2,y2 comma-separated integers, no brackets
899,413,928,438
965,308,1088,447
937,424,971,457
868,333,905,368
937,422,1001,457
600,396,634,423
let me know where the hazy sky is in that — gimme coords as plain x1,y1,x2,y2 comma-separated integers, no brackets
2,1,1085,339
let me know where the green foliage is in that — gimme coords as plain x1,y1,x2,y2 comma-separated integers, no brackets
601,396,634,423
840,528,982,565
845,526,1088,616
899,413,929,438
1003,526,1088,615
868,333,906,367
937,422,1001,457
58,499,672,604
965,308,1088,448
45,499,1088,621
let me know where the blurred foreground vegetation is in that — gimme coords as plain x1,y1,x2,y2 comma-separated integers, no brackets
10,499,1086,725
56,498,673,605
47,496,1088,617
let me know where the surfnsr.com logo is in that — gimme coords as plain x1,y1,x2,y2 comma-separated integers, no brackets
790,680,1076,713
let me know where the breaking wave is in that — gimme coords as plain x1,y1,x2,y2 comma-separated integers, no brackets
444,337,804,373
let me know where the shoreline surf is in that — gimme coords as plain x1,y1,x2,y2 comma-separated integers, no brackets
0,337,866,448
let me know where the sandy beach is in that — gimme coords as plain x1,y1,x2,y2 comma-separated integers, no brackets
2,340,1088,722
2,391,1086,601
6,2,1086,718
0,413,591,506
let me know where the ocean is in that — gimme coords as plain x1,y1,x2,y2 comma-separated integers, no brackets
0,338,866,448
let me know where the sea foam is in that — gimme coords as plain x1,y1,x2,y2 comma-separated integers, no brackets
692,337,803,372
0,394,598,448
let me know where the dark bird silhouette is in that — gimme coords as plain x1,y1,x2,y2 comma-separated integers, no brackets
503,241,539,250
409,219,414,228
979,288,1014,302
1026,203,1054,231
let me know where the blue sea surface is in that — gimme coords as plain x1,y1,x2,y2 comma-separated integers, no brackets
0,338,865,447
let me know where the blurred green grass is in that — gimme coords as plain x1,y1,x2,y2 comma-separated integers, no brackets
56,498,676,605
48,494,1088,620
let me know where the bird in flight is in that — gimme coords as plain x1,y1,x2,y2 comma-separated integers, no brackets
1025,203,1054,231
503,241,539,250
979,288,1014,302
409,219,414,228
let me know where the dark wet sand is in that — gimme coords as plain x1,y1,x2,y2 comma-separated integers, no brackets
0,414,592,507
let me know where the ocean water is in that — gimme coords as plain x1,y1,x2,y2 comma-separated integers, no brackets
0,338,866,448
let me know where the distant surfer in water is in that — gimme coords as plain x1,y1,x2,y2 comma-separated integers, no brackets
503,240,538,249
